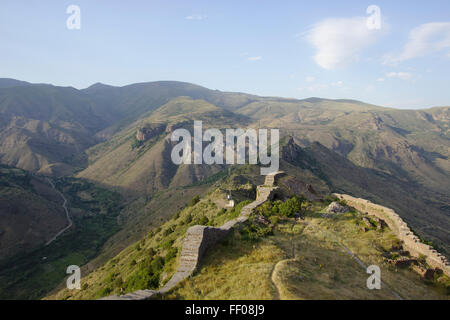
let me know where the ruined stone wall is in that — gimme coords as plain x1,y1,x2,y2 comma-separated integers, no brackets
103,172,283,300
334,194,450,277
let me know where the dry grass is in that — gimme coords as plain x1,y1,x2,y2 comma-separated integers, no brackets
166,209,450,300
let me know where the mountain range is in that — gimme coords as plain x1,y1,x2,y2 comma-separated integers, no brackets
0,78,448,299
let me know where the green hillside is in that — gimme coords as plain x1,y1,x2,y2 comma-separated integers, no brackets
49,171,449,300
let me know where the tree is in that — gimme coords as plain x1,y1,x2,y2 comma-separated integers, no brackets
278,196,303,217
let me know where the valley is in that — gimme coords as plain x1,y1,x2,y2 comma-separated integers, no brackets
0,78,449,299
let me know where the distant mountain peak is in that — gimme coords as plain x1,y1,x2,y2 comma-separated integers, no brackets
85,82,114,90
0,78,30,88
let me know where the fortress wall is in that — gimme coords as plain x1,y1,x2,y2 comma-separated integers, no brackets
334,194,450,277
104,172,283,300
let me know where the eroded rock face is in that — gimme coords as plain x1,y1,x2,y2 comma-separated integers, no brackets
326,201,349,214
136,123,166,141
280,176,321,201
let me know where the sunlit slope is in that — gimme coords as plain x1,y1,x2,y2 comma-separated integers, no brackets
235,100,449,195
168,206,449,300
77,97,248,197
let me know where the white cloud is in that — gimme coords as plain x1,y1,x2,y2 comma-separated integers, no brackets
377,78,385,82
305,17,382,70
247,56,262,61
386,72,413,80
305,76,315,82
384,22,450,64
185,14,207,20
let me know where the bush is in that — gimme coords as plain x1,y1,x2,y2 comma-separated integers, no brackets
165,247,178,263
197,216,209,225
184,213,193,224
189,195,200,207
278,196,303,217
163,227,174,236
255,202,274,217
124,270,159,291
325,194,338,204
161,239,174,250
241,219,273,241
269,216,279,225
97,287,112,297
147,248,156,257
151,256,165,273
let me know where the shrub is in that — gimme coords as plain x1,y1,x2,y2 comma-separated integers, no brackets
163,227,174,236
189,195,200,207
255,202,274,217
184,213,193,224
278,196,303,217
241,220,273,241
197,216,209,225
165,247,178,263
147,248,156,257
151,256,165,273
269,216,279,225
97,287,112,297
161,239,174,250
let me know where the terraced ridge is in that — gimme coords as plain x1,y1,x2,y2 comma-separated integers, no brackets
102,171,283,300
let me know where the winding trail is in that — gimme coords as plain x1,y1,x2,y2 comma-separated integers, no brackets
44,178,72,246
270,221,305,300
270,260,284,300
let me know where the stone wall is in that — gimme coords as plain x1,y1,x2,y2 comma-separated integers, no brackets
334,193,450,277
103,172,284,300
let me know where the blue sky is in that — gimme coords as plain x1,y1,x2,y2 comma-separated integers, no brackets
1,0,450,109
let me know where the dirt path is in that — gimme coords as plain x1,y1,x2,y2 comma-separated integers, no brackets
270,221,304,300
44,178,72,246
270,261,282,300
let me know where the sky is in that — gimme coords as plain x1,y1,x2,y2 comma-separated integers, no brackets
1,0,450,109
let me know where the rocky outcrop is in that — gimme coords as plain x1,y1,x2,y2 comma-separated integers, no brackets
136,123,166,142
334,194,450,277
326,201,349,214
103,171,284,300
280,176,321,201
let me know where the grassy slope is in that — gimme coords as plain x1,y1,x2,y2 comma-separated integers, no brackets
48,174,449,300
166,203,449,300
48,176,257,300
